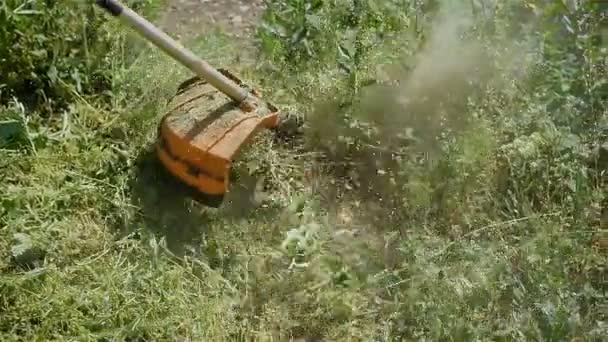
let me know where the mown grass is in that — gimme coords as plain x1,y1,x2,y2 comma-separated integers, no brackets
2,0,607,341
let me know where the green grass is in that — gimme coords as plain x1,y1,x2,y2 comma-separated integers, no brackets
1,0,607,340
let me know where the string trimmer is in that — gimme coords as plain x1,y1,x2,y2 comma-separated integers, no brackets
95,0,281,207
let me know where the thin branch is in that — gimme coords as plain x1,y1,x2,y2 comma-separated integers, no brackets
431,211,561,260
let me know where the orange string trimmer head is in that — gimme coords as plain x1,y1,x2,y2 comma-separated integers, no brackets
95,0,281,207
156,72,279,207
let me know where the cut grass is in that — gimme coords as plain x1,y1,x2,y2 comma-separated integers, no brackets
0,24,332,340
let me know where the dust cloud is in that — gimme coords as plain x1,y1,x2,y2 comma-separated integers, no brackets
305,0,536,201
359,1,533,154
310,0,535,155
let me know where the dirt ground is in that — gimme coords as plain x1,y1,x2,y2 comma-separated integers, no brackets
158,0,266,42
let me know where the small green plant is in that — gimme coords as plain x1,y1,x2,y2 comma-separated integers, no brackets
258,0,409,73
0,0,161,113
0,1,108,112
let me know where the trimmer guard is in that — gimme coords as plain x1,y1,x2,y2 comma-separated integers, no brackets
155,69,280,206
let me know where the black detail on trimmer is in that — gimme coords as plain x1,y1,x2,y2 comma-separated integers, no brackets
95,0,123,16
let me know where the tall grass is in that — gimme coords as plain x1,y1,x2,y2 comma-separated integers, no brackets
253,0,607,339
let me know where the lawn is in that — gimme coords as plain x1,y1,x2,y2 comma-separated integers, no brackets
1,0,606,340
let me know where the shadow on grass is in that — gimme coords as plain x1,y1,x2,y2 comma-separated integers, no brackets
122,146,212,257
118,144,284,258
